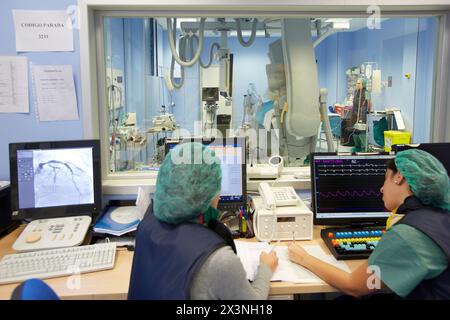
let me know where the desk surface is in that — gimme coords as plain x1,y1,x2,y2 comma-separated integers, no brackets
0,225,364,300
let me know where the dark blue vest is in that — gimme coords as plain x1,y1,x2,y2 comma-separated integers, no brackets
128,207,227,300
396,196,450,300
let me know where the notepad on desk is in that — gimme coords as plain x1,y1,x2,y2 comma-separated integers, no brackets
235,241,350,283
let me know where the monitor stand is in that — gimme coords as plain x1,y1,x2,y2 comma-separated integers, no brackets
12,216,91,252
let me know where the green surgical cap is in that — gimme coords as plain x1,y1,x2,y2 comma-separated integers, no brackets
153,142,222,224
395,149,450,211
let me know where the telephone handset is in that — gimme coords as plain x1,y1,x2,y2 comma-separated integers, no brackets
258,182,300,210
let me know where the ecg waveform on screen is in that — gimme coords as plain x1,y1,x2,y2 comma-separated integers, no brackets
319,189,382,199
317,163,386,176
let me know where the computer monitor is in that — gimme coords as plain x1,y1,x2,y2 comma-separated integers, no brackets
392,143,450,177
164,137,247,209
311,153,394,226
9,140,102,220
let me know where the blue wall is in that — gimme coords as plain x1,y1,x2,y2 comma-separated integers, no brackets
0,0,83,180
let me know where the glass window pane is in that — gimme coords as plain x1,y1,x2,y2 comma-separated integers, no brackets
100,16,438,174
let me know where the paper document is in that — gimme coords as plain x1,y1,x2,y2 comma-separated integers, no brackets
13,10,74,52
32,65,78,121
0,56,29,113
136,187,151,220
235,241,350,283
235,241,272,282
0,59,13,108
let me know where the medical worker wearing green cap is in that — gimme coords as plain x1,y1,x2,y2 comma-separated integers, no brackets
345,78,371,152
128,142,278,300
288,149,450,299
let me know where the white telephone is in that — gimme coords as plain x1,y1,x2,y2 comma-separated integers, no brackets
258,182,301,210
254,183,313,242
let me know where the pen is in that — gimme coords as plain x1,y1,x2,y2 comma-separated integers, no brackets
270,239,280,253
240,207,248,221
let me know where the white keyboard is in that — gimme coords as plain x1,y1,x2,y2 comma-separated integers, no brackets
0,243,117,285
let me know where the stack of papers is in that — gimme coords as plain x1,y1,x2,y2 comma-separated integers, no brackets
93,187,151,236
235,241,350,283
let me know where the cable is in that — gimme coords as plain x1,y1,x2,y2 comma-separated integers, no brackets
190,35,220,68
169,35,187,89
235,18,258,47
167,18,206,67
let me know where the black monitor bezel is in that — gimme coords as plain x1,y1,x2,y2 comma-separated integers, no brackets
310,152,391,226
176,136,247,208
392,143,450,177
9,139,102,220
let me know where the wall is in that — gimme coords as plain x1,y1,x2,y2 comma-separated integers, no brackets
0,0,84,180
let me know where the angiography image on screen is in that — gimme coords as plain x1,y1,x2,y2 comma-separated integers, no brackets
32,148,94,208
17,147,95,209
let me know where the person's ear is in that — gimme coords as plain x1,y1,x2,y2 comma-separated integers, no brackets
395,173,406,185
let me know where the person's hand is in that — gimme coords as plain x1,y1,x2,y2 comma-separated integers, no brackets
210,195,220,209
259,251,278,273
288,242,309,266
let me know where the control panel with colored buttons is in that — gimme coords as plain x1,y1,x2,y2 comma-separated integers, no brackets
321,227,386,260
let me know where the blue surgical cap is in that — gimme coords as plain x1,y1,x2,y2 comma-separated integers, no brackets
395,149,450,211
153,142,222,224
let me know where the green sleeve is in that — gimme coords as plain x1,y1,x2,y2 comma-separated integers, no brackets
368,224,448,297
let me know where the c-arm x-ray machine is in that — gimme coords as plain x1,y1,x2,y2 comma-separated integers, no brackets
266,19,335,163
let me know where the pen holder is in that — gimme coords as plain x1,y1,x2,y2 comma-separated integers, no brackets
239,208,254,238
239,217,247,237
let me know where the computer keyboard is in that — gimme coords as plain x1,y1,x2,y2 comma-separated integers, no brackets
0,243,117,285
